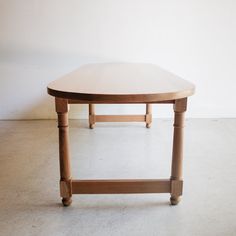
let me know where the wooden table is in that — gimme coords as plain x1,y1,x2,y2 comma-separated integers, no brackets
47,63,195,207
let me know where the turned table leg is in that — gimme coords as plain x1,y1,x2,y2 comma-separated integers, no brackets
170,98,187,205
89,104,95,129
55,98,72,206
146,104,152,128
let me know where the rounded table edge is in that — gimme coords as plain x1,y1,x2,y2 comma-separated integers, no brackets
47,86,195,103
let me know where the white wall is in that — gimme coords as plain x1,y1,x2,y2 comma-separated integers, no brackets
0,0,236,119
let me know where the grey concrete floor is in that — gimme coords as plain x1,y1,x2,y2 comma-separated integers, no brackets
0,119,236,236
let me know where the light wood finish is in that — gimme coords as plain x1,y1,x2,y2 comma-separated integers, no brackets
48,63,195,103
91,114,146,122
48,63,195,206
55,98,72,206
171,180,183,198
72,179,171,194
88,104,152,128
170,98,187,205
68,99,175,104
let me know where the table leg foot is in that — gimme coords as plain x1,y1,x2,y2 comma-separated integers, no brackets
89,124,95,129
170,196,181,205
62,197,72,207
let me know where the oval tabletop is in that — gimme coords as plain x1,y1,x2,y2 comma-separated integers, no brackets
47,63,195,103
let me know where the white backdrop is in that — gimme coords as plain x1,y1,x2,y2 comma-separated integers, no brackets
0,0,235,119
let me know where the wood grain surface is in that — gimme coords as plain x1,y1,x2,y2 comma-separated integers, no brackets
47,63,195,103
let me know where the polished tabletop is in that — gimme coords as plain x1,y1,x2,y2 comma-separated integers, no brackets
47,63,195,103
